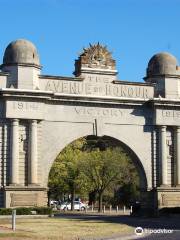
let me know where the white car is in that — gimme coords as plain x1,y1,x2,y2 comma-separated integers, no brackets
59,201,87,211
50,200,58,206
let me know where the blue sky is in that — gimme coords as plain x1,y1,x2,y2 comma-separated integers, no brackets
0,0,180,82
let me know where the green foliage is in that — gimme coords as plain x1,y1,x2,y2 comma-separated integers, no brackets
113,183,140,206
16,207,32,215
159,207,180,215
34,207,52,215
48,137,89,200
0,208,12,215
81,148,126,192
0,207,52,215
48,136,140,211
80,146,139,211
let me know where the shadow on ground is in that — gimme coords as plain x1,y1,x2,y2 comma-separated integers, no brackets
54,212,180,231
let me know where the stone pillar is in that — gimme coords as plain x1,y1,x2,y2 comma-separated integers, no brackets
160,126,167,186
29,120,38,184
176,127,180,185
10,119,19,185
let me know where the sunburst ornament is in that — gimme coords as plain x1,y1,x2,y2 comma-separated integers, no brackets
74,43,116,76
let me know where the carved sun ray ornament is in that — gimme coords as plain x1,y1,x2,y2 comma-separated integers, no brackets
74,43,116,76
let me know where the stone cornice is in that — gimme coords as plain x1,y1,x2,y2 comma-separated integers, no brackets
149,98,180,107
4,186,46,191
0,63,42,69
52,93,150,106
156,186,180,192
39,74,83,81
77,67,118,76
0,88,52,100
0,88,150,106
144,73,180,80
113,80,155,87
0,72,9,76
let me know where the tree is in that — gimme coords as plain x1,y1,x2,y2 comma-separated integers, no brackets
114,182,140,206
80,147,132,212
48,160,69,202
49,136,140,212
48,138,89,210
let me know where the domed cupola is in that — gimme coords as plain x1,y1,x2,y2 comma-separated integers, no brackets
145,52,180,98
0,39,41,89
2,39,40,68
146,52,178,77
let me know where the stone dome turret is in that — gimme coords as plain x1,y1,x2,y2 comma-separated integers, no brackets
147,52,178,77
2,39,40,68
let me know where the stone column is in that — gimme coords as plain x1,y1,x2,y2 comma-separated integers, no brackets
29,120,38,184
10,119,19,185
176,126,180,185
160,126,167,186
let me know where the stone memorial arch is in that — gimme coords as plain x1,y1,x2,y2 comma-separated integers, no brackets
0,39,180,209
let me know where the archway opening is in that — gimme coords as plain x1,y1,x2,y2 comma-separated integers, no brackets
48,135,147,212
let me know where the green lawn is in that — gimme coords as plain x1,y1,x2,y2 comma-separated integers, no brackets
0,217,134,240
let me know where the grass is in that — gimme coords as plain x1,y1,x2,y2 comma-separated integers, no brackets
0,217,134,240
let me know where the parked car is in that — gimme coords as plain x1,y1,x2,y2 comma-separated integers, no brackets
58,201,87,211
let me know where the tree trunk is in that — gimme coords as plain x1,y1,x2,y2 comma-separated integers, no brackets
98,191,103,212
71,188,75,211
89,190,97,206
47,190,51,207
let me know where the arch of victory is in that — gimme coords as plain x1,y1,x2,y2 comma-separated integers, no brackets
0,39,180,209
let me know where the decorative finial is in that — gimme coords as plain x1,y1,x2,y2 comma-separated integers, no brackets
76,43,115,69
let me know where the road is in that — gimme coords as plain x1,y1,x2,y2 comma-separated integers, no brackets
139,231,180,240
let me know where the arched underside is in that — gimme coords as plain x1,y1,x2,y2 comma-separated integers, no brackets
48,134,148,191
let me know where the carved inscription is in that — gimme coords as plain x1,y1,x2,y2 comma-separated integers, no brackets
45,80,153,99
6,100,44,120
86,76,111,83
162,110,180,118
10,193,38,207
162,194,180,206
13,101,39,110
156,109,180,126
75,107,123,117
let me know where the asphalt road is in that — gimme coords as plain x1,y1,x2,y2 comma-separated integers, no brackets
139,231,180,240
54,213,180,240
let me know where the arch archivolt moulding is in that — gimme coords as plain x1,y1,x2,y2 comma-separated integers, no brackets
40,117,150,190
